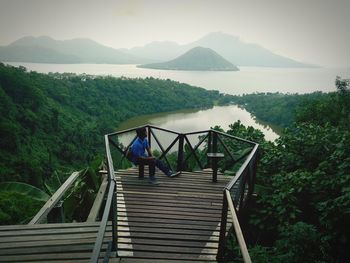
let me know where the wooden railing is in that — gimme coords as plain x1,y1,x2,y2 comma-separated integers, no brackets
90,124,258,262
217,144,258,263
29,171,81,224
90,135,117,263
225,189,252,263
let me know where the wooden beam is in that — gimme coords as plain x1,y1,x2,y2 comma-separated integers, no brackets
28,171,80,225
90,181,115,263
86,174,108,222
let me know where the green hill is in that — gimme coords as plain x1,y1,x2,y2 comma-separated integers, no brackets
0,63,226,187
138,46,239,71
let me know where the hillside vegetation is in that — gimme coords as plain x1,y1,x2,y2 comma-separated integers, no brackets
226,91,335,128
222,78,350,263
0,63,224,187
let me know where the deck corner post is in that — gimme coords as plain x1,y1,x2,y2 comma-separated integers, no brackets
212,131,218,153
206,130,212,167
177,134,184,172
211,131,219,182
147,125,152,148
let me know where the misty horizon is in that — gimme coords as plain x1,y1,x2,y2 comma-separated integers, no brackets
1,0,350,67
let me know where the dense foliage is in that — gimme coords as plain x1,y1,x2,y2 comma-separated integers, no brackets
225,77,350,263
227,91,330,128
0,63,224,188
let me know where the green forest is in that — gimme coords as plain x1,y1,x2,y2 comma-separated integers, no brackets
222,78,350,263
225,91,330,128
0,63,225,224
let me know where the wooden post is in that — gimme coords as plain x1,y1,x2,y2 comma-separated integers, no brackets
177,134,184,172
212,131,219,182
207,130,212,168
213,131,218,154
207,153,224,183
147,126,151,149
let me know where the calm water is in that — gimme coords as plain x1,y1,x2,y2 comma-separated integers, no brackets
116,105,280,148
7,62,350,95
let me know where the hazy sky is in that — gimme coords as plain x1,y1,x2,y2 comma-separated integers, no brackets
0,0,349,67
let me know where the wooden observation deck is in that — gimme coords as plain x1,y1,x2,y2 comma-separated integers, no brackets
0,125,258,263
113,168,231,262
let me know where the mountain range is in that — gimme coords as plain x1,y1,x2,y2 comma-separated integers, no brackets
138,46,239,71
128,32,314,68
0,36,146,64
0,32,315,67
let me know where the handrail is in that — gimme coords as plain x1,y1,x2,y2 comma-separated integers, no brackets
183,129,211,136
213,129,257,146
226,144,259,191
90,180,115,263
217,143,258,262
89,135,117,262
107,124,147,136
29,171,81,224
148,124,181,135
225,190,252,263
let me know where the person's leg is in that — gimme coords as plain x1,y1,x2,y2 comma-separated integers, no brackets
155,159,171,175
138,163,144,178
137,158,156,177
148,161,155,177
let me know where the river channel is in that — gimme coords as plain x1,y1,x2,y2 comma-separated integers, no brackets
116,105,281,150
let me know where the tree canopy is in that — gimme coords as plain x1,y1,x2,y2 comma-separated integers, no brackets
224,78,350,263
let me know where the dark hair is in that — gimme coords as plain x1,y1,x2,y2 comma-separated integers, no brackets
136,127,147,138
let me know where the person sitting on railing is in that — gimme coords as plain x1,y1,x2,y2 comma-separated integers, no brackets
128,127,180,184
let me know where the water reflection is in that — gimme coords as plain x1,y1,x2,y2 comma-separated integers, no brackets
116,105,280,151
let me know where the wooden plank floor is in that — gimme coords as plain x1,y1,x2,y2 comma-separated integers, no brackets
0,222,112,262
0,168,233,263
114,168,232,262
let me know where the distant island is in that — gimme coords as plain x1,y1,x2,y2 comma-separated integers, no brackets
127,32,316,68
138,46,239,71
